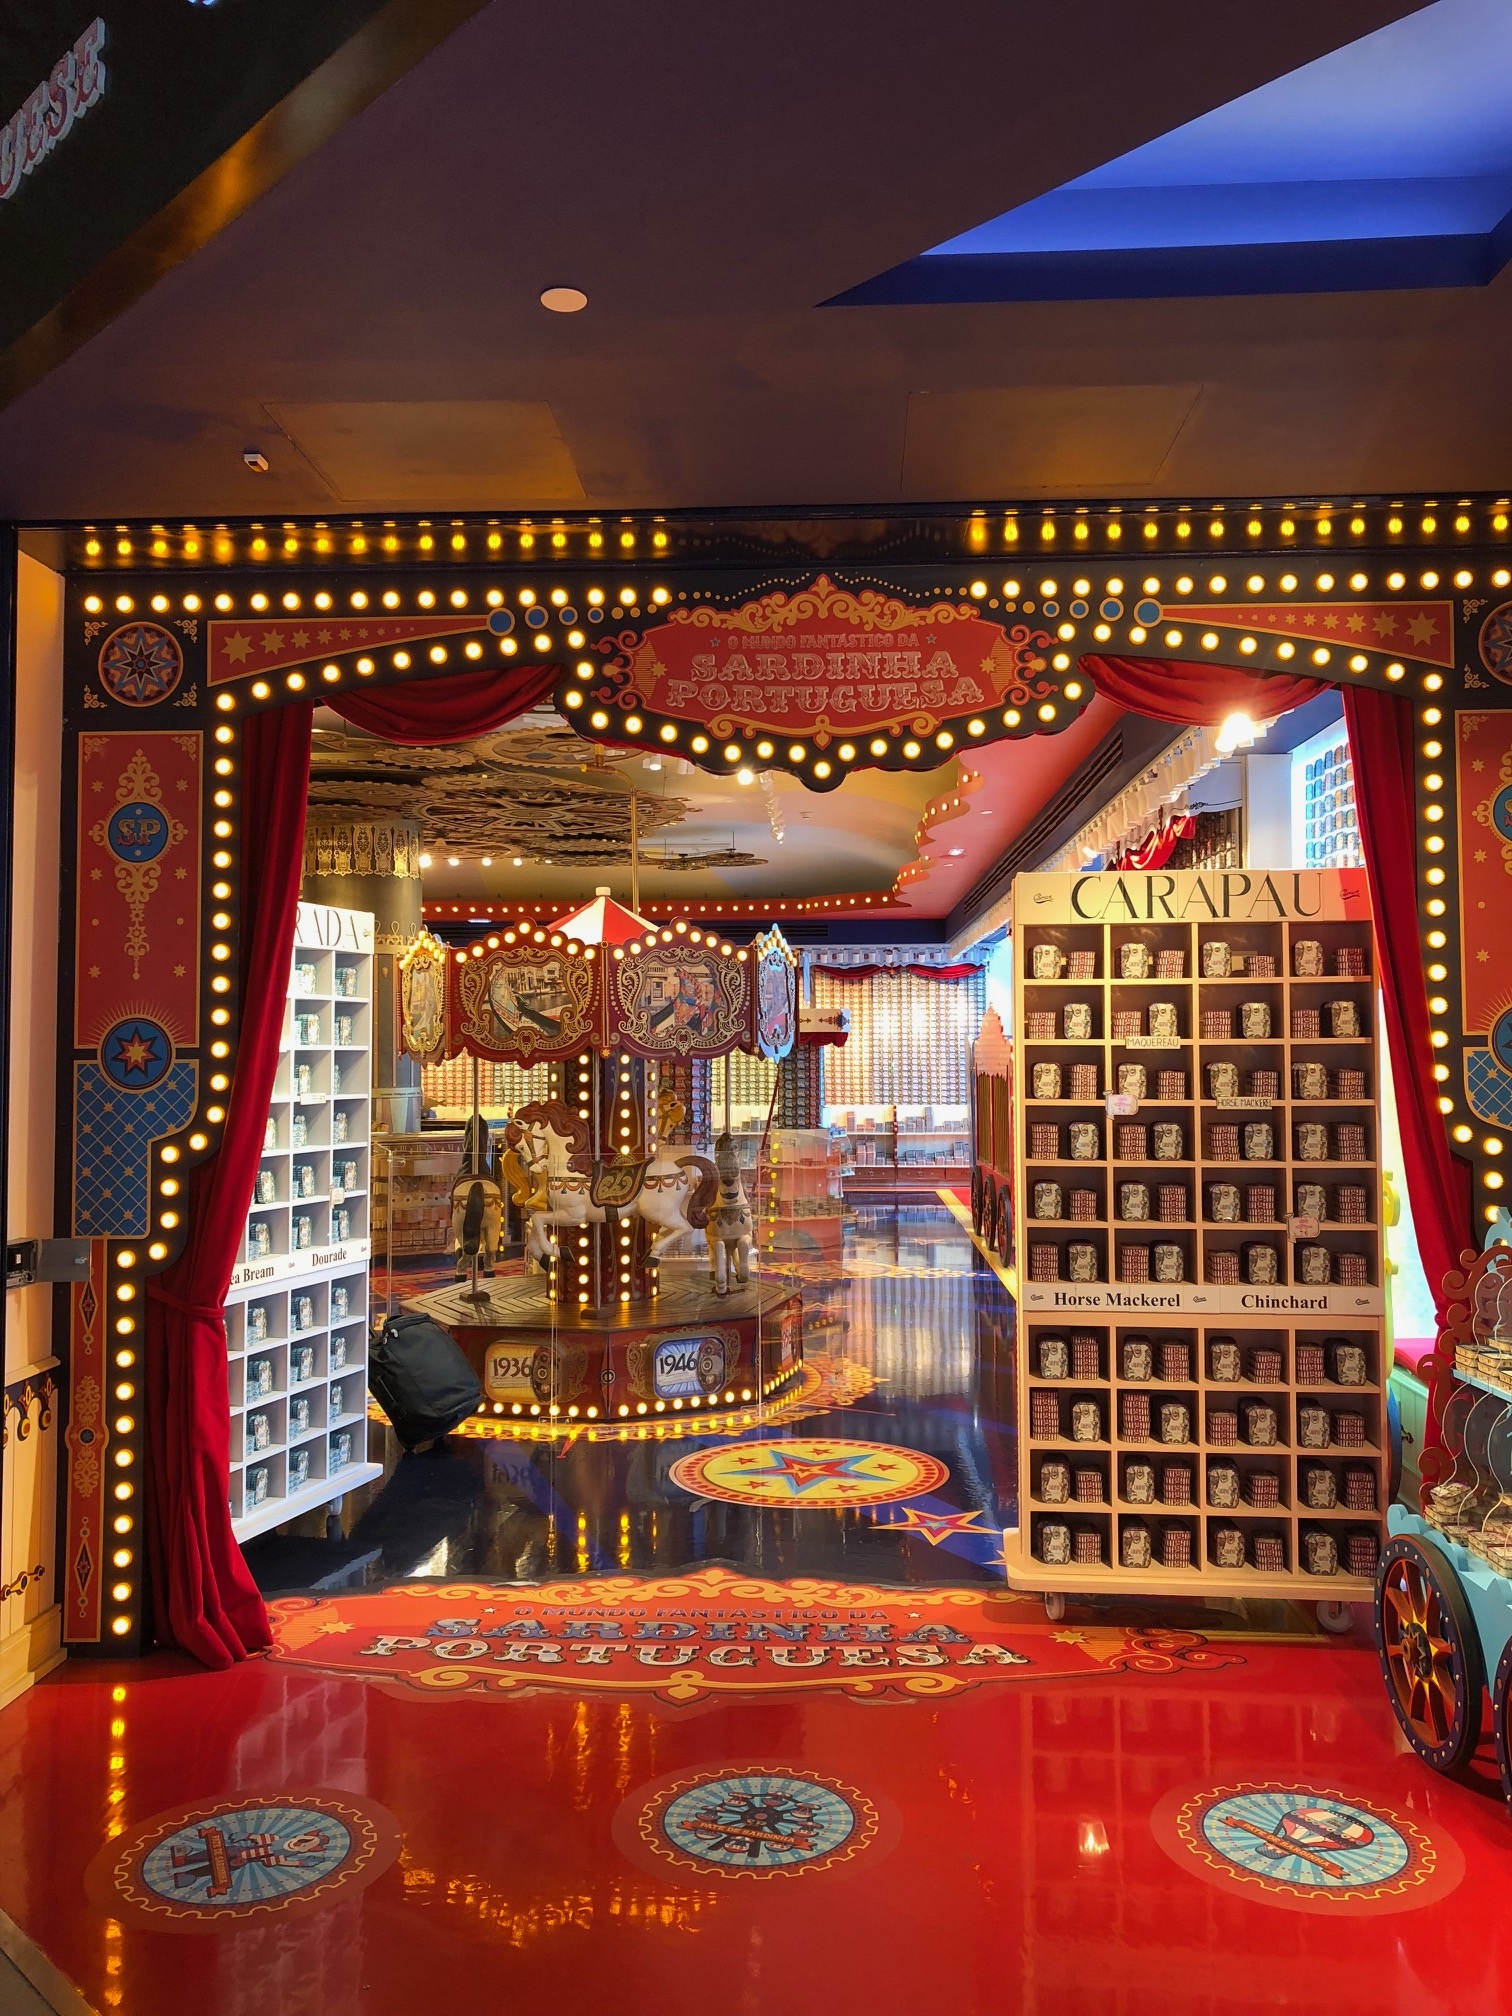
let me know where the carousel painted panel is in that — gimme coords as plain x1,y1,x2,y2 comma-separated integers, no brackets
398,929,451,1066
451,943,598,1062
751,927,798,1061
612,943,748,1058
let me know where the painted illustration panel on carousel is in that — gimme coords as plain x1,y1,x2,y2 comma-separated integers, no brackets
399,929,451,1065
1456,710,1512,1126
751,927,798,1060
613,943,747,1057
451,942,597,1061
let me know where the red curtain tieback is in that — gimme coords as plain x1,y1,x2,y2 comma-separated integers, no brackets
146,1281,224,1324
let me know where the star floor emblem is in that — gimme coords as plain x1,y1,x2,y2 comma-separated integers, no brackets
668,1436,949,1509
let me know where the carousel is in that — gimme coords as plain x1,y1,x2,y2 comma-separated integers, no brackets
396,890,803,1438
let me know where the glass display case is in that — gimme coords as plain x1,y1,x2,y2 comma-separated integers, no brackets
760,1127,846,1259
371,1130,467,1258
820,1101,973,1190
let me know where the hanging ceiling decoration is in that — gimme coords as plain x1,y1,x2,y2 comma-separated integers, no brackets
307,721,691,867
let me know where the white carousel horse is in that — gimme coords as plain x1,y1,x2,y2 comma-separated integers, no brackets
509,1103,603,1270
635,1147,718,1262
706,1132,753,1296
510,1101,718,1275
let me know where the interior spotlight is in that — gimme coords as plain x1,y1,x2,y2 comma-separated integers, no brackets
242,448,269,472
540,286,588,313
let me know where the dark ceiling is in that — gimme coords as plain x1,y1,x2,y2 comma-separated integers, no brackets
7,0,1491,526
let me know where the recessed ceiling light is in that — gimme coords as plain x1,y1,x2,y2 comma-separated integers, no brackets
541,286,587,313
948,847,966,856
447,856,461,867
481,856,493,867
418,852,432,868
512,856,523,866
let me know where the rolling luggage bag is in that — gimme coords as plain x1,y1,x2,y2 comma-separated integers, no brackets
368,1310,482,1450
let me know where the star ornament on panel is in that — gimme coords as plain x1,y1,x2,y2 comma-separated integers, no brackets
99,1016,173,1091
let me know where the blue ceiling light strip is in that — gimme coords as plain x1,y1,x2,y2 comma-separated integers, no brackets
826,233,1504,306
828,0,1512,306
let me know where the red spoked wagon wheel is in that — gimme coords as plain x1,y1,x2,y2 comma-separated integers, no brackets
995,1192,1012,1264
981,1174,997,1249
970,1166,985,1235
1375,1533,1484,1774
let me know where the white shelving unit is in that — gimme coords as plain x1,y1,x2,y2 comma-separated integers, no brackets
227,903,383,1539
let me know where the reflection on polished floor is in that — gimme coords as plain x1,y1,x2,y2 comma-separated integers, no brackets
246,1204,1019,1595
2,1205,1509,2016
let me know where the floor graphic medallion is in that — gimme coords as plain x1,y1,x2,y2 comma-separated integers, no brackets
667,1436,948,1509
627,1768,877,1879
267,1567,1245,1705
86,1791,402,1929
1152,1782,1463,1915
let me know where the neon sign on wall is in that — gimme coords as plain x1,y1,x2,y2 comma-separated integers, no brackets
0,19,107,202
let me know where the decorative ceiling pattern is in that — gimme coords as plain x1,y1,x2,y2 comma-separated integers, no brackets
307,720,768,872
310,722,686,867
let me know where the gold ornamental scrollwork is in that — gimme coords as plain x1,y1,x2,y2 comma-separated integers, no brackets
454,945,597,1061
614,945,747,1057
88,749,187,983
304,820,424,880
399,928,452,1065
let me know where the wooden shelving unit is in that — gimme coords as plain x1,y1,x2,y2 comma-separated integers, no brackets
1006,868,1386,1609
227,903,382,1539
824,1102,973,1194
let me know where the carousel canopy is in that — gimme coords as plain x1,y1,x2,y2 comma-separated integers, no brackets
549,887,654,946
400,912,798,1068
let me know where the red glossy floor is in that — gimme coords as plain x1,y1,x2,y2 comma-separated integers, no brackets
3,1208,1507,2015
2,1625,1509,2016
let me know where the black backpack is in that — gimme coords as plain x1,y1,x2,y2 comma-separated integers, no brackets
368,1310,483,1451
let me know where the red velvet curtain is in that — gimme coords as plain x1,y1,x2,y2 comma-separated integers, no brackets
146,701,313,1666
1343,688,1473,1486
328,665,560,744
145,663,564,1666
1083,655,1325,725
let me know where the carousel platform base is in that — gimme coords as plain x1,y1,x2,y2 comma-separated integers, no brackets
407,1262,803,1437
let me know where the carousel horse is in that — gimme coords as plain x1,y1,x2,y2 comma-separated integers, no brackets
501,1119,548,1212
510,1101,607,1271
451,1115,504,1281
656,1083,687,1140
635,1147,718,1262
706,1132,753,1296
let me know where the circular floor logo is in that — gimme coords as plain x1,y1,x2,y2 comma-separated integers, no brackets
88,1791,401,1929
668,1436,948,1509
1152,1781,1462,1914
634,1768,876,1879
